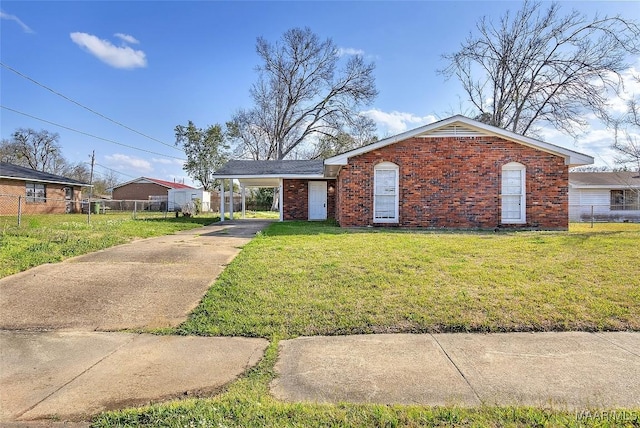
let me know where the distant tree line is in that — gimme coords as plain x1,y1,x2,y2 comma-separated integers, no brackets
0,128,119,196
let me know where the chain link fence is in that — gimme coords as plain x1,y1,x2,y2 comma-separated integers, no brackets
1,192,270,227
569,204,640,224
0,194,219,226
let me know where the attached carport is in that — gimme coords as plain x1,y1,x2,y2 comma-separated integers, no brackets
212,160,326,221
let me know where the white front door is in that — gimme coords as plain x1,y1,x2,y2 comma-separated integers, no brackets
308,181,327,220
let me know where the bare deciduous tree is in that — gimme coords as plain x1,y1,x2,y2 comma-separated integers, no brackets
2,128,64,172
229,27,378,161
441,1,640,137
612,99,640,174
310,114,378,159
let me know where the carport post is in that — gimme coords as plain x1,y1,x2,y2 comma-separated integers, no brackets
241,184,246,219
229,179,234,220
279,178,284,222
220,184,225,222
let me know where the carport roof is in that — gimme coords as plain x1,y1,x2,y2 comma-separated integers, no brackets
214,160,324,176
212,160,325,188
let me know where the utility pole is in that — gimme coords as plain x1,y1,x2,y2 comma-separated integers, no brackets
87,150,95,224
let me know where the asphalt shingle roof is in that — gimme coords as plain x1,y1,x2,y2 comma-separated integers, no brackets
0,162,89,186
570,172,640,187
214,160,324,176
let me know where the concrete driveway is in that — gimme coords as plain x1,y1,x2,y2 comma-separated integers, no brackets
0,220,271,423
0,220,271,331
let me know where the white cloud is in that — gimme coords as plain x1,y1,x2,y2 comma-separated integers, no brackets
151,157,184,167
362,108,437,135
70,32,147,69
114,33,139,44
106,154,153,173
1,10,34,33
337,47,365,57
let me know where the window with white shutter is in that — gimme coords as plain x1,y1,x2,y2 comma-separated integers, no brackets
374,162,399,223
501,162,526,224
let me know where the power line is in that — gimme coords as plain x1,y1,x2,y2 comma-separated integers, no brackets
93,162,137,179
1,105,186,161
0,61,181,152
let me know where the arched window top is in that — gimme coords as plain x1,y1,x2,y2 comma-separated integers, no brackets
502,161,525,170
375,161,398,170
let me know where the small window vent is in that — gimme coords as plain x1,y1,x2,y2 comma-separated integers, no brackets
420,124,485,138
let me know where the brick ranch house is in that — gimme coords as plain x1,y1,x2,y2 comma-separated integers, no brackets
0,161,89,214
213,115,594,229
111,177,195,201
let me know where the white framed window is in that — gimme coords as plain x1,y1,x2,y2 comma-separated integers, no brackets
610,189,640,211
501,162,526,224
374,162,399,223
26,182,46,204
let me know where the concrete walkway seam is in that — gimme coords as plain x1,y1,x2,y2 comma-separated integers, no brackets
13,334,138,421
429,333,484,405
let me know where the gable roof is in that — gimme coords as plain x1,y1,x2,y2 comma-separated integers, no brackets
324,115,594,170
569,172,640,189
112,177,194,190
0,161,90,186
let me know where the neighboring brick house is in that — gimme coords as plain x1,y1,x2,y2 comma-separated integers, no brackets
111,177,194,201
0,161,88,214
213,115,594,230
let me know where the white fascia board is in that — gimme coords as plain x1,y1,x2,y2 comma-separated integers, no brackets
212,174,326,180
447,120,595,166
571,184,640,189
325,114,594,167
112,177,150,189
0,175,91,187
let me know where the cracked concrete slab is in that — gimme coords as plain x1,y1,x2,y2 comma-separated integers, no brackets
436,332,640,410
1,331,268,422
271,334,481,406
272,332,640,410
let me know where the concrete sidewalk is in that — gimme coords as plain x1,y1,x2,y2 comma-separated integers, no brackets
1,331,267,422
271,332,640,410
0,220,272,423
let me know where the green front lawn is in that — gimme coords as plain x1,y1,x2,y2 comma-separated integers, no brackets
179,222,640,338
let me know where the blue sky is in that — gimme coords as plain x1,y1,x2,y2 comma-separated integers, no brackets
2,1,639,186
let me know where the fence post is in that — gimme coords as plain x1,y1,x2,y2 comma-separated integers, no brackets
134,201,137,219
590,205,594,229
17,195,22,226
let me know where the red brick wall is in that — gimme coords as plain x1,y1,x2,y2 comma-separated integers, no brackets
335,136,569,229
283,179,336,220
327,180,336,219
112,183,169,201
0,179,83,214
